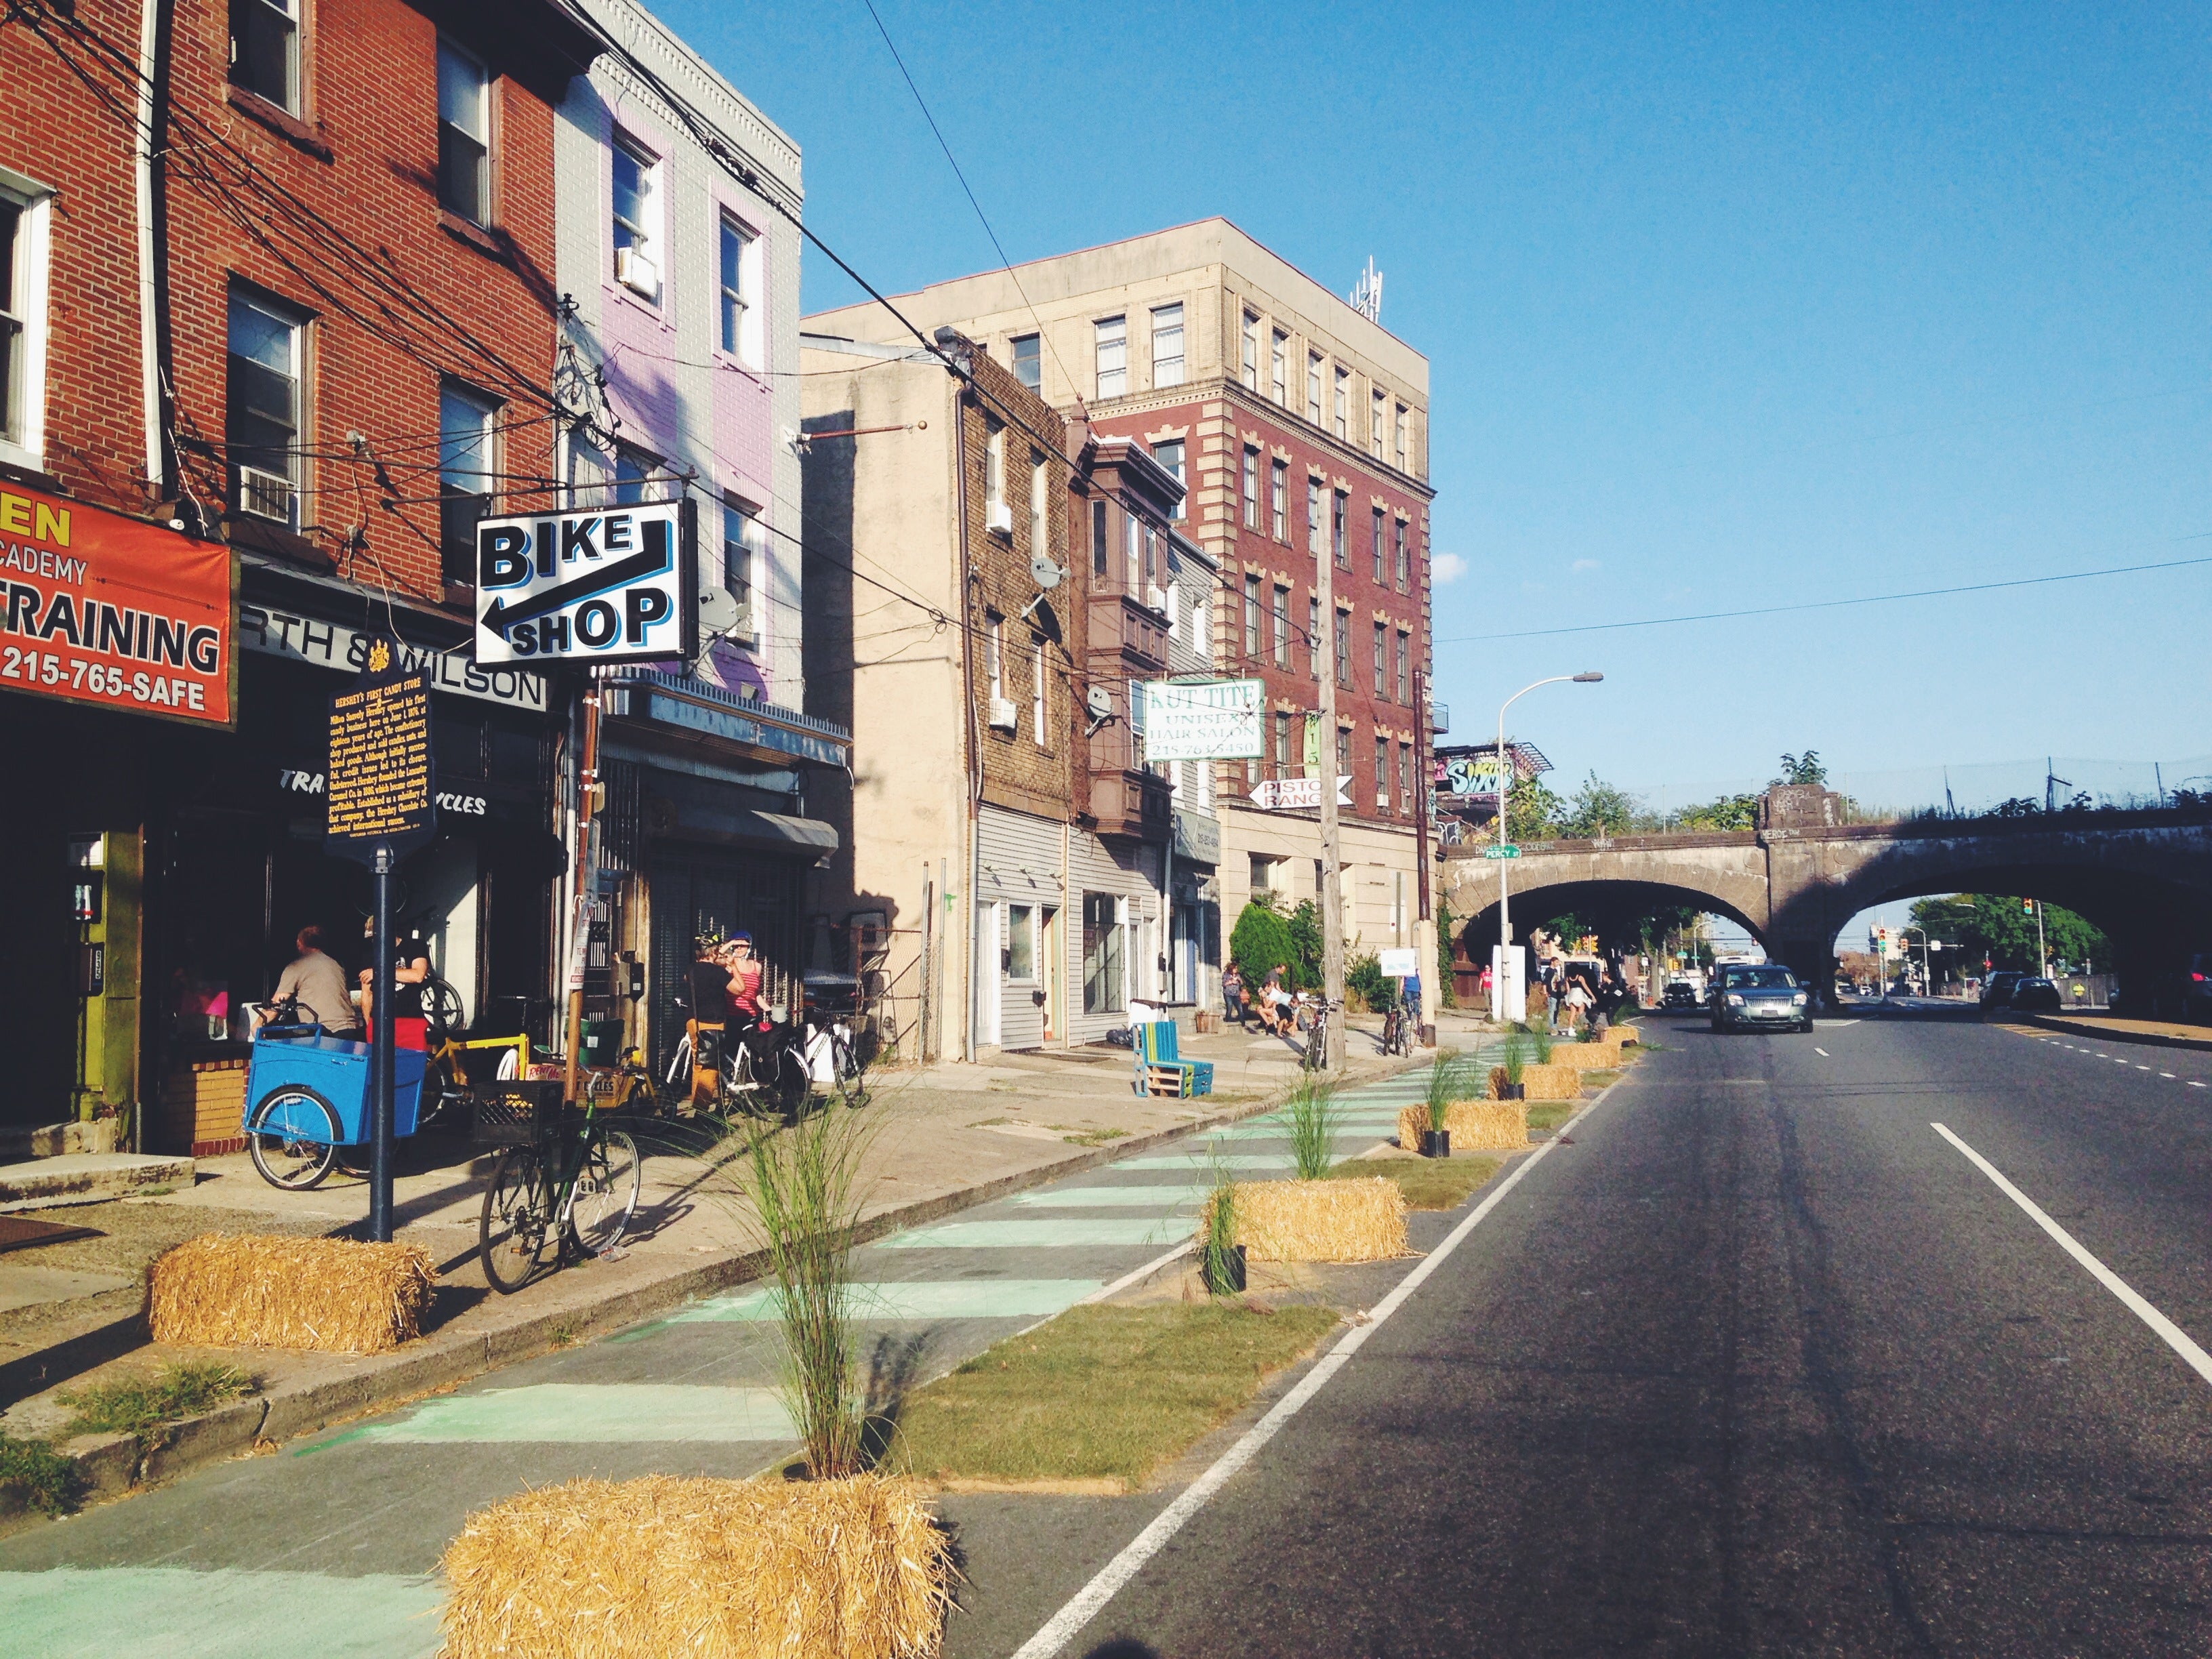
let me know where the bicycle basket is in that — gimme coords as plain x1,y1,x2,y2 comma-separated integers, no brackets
472,1080,565,1147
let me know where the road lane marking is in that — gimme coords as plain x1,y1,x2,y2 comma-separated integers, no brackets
665,1279,1109,1323
1011,1078,1626,1659
312,1383,797,1446
2163,1073,2177,1080
1814,1047,1830,1057
1931,1122,2212,1391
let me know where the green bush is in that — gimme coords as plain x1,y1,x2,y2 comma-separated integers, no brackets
0,1432,79,1516
1346,953,1389,1012
1229,901,1294,986
1286,901,1324,990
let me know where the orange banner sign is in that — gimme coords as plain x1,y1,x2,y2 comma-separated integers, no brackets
0,484,236,726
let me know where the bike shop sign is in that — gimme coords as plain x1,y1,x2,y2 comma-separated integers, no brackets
474,499,697,666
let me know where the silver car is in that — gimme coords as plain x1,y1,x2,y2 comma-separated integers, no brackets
1711,964,1813,1033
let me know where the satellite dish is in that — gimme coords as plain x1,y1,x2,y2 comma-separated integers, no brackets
1030,554,1064,591
1085,686,1113,719
697,585,745,636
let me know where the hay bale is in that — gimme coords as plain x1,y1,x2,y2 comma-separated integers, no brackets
1558,1041,1624,1071
1612,1023,1642,1046
147,1233,435,1354
1517,1063,1583,1101
439,1473,951,1659
1203,1178,1408,1263
1396,1101,1528,1151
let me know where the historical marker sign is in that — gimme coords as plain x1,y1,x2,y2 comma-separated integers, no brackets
327,641,434,859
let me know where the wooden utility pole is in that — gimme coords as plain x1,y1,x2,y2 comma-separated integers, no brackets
1316,509,1345,1069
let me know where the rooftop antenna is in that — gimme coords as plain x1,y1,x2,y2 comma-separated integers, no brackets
1349,258,1383,323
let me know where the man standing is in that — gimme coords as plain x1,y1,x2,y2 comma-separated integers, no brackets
361,918,434,1050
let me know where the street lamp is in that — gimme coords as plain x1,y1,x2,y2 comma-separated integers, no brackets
1494,672,1604,1022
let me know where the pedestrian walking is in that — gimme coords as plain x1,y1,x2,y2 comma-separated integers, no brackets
258,926,360,1035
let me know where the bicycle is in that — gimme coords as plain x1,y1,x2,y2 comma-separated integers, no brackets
663,1012,811,1120
1301,997,1340,1071
1378,1001,1413,1057
478,1097,642,1295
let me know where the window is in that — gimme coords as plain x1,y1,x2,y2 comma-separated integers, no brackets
722,498,764,626
226,287,303,527
1334,609,1351,686
1332,490,1348,569
1395,404,1409,472
1091,499,1108,578
1371,508,1385,583
1270,331,1287,404
613,445,655,505
1011,332,1040,392
1243,575,1261,659
1273,714,1292,777
0,190,47,462
1306,477,1321,555
1251,852,1276,893
1271,585,1289,667
984,418,1006,518
1307,596,1320,679
1395,630,1410,703
718,213,762,367
1372,620,1387,695
1242,446,1259,529
1241,311,1259,389
1336,724,1351,774
1270,460,1288,541
1124,509,1141,592
1029,451,1048,550
230,0,298,111
436,41,490,224
987,613,1004,701
1032,641,1048,749
1094,315,1126,399
1394,518,1408,592
438,382,497,583
1334,367,1349,439
1153,439,1184,520
1399,741,1412,806
1376,734,1390,806
1305,352,1322,424
1006,905,1036,981
1150,303,1184,388
611,135,661,302
1082,893,1124,1015
1372,389,1386,459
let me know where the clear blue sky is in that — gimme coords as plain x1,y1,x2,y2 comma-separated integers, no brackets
665,0,2206,815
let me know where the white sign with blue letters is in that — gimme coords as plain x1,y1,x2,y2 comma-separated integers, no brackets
472,499,697,667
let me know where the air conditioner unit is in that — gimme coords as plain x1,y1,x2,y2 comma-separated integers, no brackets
238,466,295,525
615,245,660,300
985,501,1014,537
1145,583,1170,615
988,695,1019,733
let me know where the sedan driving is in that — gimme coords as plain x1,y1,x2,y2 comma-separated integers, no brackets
1711,964,1814,1033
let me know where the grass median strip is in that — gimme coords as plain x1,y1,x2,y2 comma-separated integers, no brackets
1330,1155,1502,1211
890,1302,1340,1490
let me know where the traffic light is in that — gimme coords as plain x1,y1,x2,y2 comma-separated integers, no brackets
2022,897,2034,914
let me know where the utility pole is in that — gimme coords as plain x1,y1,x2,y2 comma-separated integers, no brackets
2034,899,2048,979
1317,514,1345,1070
1412,667,1436,1046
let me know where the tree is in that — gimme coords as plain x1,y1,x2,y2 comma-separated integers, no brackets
1560,771,1640,840
1286,899,1326,990
1772,751,1828,787
1677,792,1761,831
1229,901,1294,986
1506,774,1564,842
1434,899,1458,1008
1906,893,2110,974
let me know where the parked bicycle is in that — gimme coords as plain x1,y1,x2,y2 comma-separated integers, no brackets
1300,997,1340,1071
663,1008,812,1121
1378,1000,1414,1057
477,1092,642,1294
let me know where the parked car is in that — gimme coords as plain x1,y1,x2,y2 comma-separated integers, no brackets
1662,980,1700,1009
2010,977,2062,1012
2144,953,2212,1023
1710,963,1813,1033
1980,971,2024,1010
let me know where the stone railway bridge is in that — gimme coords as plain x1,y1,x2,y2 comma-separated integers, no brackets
1441,794,2212,1000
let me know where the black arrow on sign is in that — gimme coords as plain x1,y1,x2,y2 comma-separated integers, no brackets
480,538,670,637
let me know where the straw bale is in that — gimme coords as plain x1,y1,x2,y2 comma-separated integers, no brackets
146,1233,435,1355
1202,1178,1408,1263
1557,1040,1625,1071
1517,1063,1583,1101
438,1473,951,1659
1612,1023,1642,1046
1396,1101,1529,1152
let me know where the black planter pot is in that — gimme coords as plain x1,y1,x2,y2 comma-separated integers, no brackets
1420,1128,1451,1159
1496,1082,1526,1101
1201,1242,1248,1295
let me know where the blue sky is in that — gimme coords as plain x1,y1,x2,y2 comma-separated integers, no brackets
665,0,2205,917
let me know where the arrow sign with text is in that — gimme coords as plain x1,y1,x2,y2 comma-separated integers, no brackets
474,499,697,666
1248,775,1353,811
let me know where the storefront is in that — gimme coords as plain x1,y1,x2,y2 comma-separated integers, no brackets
1067,830,1164,1046
1168,807,1221,1012
974,804,1065,1052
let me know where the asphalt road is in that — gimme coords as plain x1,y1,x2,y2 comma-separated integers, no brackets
1010,1008,2212,1658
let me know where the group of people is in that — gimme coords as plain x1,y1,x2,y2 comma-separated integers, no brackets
1221,960,1300,1037
686,931,766,1032
253,921,436,1049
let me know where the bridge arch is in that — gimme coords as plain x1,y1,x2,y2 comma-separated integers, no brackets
1453,875,1769,968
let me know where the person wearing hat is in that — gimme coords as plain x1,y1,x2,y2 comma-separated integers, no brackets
721,931,764,1029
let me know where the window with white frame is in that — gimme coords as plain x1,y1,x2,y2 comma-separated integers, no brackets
718,212,762,367
1270,459,1288,541
1082,893,1124,1014
1153,438,1184,519
230,0,299,112
1399,741,1412,806
1242,445,1259,529
722,497,764,632
1371,507,1385,584
1394,517,1408,591
1376,733,1390,806
1094,315,1126,398
226,286,304,527
1395,404,1409,471
1124,509,1141,592
1271,584,1289,667
1005,904,1036,981
1306,352,1322,423
1372,620,1387,696
1371,389,1386,459
1307,596,1320,679
0,184,52,467
436,41,489,224
1269,331,1287,404
1396,629,1410,703
1150,303,1184,388
984,418,1006,519
1334,367,1349,438
612,445,657,506
1241,311,1259,389
986,612,1004,701
1305,476,1321,555
438,382,498,583
1032,640,1048,748
1011,332,1040,392
1029,450,1048,550
1243,575,1261,659
1332,490,1349,569
611,134,661,302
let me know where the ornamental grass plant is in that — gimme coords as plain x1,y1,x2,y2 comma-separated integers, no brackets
1284,1073,1344,1181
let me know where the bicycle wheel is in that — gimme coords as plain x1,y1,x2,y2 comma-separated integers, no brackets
775,1048,812,1122
247,1088,341,1191
833,1034,870,1109
566,1128,641,1258
480,1145,550,1294
424,978,467,1039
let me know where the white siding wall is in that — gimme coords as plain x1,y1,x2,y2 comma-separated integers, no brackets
975,805,1063,1051
1067,832,1163,1046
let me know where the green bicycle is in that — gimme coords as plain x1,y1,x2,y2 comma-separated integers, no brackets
477,1094,642,1294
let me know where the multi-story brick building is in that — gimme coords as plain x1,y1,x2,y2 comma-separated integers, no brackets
0,0,595,1147
805,220,1435,983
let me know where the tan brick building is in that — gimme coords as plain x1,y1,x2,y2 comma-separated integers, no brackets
805,220,1435,978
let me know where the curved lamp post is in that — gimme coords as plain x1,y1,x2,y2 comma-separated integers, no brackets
1493,672,1605,1022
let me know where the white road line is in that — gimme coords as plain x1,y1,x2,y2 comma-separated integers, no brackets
2138,1065,2154,1071
1009,1079,1628,1658
2163,1073,2177,1080
1814,1048,1830,1057
2193,1082,2207,1089
1931,1122,2212,1391
1076,1242,1193,1306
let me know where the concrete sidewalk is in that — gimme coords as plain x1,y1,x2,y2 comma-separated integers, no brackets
0,1010,1469,1523
2026,1010,2212,1051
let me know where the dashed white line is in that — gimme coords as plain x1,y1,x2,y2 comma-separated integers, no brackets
1933,1122,2212,1391
1814,1047,1830,1057
2160,1073,2176,1080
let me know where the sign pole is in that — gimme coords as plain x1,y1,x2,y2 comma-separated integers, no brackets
563,674,603,1105
1413,668,1436,1047
368,844,396,1242
1317,521,1345,1071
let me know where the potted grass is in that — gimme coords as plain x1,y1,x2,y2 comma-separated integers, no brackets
1199,1153,1245,1294
1491,1029,1528,1101
1418,1048,1458,1158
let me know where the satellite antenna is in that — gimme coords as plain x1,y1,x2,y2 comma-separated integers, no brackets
1083,683,1117,737
1030,554,1064,590
697,584,745,638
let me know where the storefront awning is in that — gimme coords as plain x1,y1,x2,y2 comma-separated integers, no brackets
606,671,851,770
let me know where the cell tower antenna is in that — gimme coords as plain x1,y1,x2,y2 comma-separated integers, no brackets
1349,258,1383,323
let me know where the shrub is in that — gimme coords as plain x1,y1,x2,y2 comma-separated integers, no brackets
0,1432,79,1516
1346,953,1389,1013
1229,901,1295,987
1286,901,1324,990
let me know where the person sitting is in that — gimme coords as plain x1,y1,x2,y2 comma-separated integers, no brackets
357,918,433,1050
259,926,360,1036
1261,970,1297,1037
722,931,765,1029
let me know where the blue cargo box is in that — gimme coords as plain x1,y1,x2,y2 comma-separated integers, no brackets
243,1029,428,1145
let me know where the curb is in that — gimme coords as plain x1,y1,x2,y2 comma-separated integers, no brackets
0,1053,1422,1536
2025,1013,2212,1053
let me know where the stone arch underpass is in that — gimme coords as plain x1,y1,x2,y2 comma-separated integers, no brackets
1440,806,2212,1004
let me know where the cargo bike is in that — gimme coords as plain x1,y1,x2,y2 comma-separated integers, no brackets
240,1021,431,1191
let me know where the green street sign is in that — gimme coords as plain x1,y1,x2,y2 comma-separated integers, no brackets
1483,844,1521,859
